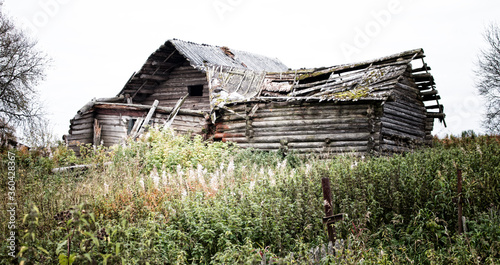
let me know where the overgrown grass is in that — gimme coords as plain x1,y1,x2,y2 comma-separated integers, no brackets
0,128,499,264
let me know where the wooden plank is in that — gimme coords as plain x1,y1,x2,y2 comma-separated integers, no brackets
133,100,159,139
164,94,189,129
93,119,102,146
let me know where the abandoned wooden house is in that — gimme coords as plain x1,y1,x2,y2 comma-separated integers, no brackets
65,39,445,156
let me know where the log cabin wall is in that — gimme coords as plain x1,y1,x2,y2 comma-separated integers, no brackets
214,100,383,156
66,39,445,157
67,104,208,156
380,65,429,153
66,112,94,155
141,65,211,111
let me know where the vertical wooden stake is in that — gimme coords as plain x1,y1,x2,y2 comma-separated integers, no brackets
93,119,101,147
322,177,335,242
457,169,463,234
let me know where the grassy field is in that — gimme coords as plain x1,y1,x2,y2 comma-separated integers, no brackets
1,129,499,264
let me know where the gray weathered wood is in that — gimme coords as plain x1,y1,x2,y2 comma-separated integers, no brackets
133,100,159,139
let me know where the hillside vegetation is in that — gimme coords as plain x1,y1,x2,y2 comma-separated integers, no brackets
1,129,499,264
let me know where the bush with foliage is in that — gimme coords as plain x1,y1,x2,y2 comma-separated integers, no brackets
0,128,499,264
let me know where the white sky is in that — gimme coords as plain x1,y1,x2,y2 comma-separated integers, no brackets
3,0,500,140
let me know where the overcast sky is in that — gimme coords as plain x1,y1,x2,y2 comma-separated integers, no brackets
3,0,500,139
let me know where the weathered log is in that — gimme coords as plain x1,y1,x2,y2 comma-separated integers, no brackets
383,108,425,125
288,141,369,148
395,82,420,95
412,73,434,83
140,74,168,82
217,122,370,134
384,103,426,119
224,132,371,143
380,144,411,153
426,112,446,119
381,127,424,141
421,94,441,102
381,120,426,138
250,118,368,128
52,162,113,174
70,128,94,136
420,89,438,97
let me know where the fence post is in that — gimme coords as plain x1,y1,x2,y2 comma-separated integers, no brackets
321,177,344,244
322,178,335,242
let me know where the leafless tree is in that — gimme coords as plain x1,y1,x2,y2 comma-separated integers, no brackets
0,2,50,146
476,23,500,134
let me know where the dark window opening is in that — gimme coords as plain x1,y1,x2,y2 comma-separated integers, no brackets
127,119,136,135
188,85,204,97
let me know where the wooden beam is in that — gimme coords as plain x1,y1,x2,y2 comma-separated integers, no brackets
413,73,434,83
411,64,431,73
421,94,441,101
427,112,446,119
420,89,438,96
425,104,443,110
164,94,189,129
133,100,159,139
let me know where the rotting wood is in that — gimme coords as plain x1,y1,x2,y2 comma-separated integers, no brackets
52,162,113,174
164,93,189,129
133,100,159,139
93,119,102,146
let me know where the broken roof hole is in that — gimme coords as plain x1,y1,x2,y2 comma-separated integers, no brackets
220,46,235,59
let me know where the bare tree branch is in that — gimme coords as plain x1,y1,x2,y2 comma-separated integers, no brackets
476,23,500,134
0,2,51,147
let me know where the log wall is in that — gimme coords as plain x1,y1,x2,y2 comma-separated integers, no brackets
380,67,428,153
142,66,210,111
215,101,382,156
66,112,94,155
67,105,207,156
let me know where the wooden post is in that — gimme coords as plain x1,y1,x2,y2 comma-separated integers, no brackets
164,94,188,130
133,100,159,139
93,119,101,147
322,177,335,242
457,169,463,234
322,178,344,243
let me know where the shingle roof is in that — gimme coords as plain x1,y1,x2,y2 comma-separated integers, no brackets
170,39,288,72
118,39,288,97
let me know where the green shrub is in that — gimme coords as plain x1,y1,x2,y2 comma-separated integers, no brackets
1,131,499,264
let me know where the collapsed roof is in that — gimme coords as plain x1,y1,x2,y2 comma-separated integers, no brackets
116,39,444,124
